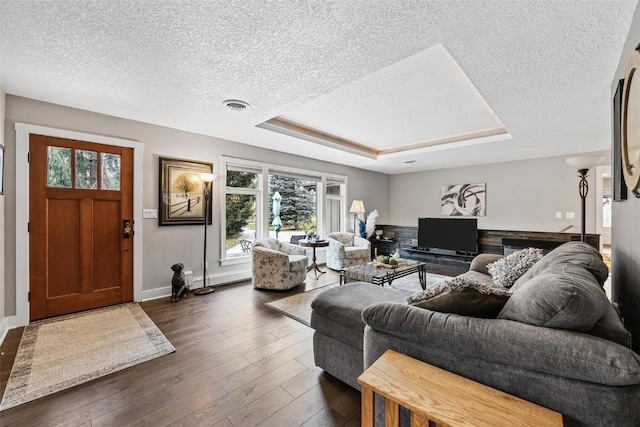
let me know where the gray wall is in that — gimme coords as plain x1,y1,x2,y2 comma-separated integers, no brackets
0,87,5,332
3,95,390,316
612,2,640,353
390,155,601,233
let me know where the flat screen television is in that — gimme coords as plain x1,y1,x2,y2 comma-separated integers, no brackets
418,217,478,254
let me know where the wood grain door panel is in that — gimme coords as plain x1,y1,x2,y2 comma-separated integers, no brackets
29,134,134,320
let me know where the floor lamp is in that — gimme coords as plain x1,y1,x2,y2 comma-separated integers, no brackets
565,156,603,243
349,200,365,234
194,172,218,296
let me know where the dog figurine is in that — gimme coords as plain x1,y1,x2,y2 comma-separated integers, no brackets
171,263,188,302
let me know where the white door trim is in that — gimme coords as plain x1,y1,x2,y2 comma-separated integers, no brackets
14,123,144,327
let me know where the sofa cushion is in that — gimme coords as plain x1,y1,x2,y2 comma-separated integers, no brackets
498,264,609,331
344,246,369,259
407,276,511,318
512,241,609,289
487,247,544,288
362,302,640,386
310,282,406,349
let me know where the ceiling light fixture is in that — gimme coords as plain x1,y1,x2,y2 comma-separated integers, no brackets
223,99,250,111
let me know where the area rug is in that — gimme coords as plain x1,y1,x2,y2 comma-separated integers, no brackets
386,272,448,296
265,284,338,327
0,303,175,411
264,273,448,327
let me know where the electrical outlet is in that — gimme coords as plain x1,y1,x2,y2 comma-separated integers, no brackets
566,212,575,219
555,212,562,218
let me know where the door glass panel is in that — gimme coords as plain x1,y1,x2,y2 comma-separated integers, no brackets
76,150,98,189
47,146,72,188
101,153,121,190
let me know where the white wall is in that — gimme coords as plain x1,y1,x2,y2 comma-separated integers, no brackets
611,2,640,353
390,155,602,233
3,95,390,316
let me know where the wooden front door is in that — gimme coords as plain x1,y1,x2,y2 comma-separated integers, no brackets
29,134,134,321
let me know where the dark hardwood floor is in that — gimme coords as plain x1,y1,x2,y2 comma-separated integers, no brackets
0,269,362,427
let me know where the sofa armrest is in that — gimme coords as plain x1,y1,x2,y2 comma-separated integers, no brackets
280,241,307,256
252,246,289,264
362,302,640,386
469,253,504,275
354,235,371,249
327,237,345,252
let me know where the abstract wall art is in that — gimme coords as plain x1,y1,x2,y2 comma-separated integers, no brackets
441,183,486,216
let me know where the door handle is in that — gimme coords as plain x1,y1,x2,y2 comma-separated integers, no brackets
123,219,133,238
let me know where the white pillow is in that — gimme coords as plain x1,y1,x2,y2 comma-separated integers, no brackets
487,247,544,288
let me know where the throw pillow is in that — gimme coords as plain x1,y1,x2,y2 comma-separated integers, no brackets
498,264,608,331
487,247,544,288
407,276,512,318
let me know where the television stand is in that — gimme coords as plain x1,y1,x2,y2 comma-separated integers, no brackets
400,247,475,276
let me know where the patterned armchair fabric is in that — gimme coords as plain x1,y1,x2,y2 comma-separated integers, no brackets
252,238,308,290
326,232,371,270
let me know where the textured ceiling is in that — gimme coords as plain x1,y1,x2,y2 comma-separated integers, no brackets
0,1,637,174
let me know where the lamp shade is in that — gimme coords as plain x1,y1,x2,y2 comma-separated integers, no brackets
349,200,365,214
201,172,218,183
565,156,604,171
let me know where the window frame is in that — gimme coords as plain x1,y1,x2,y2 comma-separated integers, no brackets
219,156,347,265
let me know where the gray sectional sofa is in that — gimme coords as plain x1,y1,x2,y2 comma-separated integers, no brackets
310,241,640,426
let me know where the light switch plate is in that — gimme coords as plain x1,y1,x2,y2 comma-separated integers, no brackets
566,212,575,219
143,209,158,219
555,212,562,218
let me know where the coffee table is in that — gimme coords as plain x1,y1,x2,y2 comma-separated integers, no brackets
340,259,427,289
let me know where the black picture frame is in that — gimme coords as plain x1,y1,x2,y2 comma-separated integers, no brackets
158,156,213,225
613,78,628,201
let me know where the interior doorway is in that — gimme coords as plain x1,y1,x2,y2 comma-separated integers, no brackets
595,165,612,298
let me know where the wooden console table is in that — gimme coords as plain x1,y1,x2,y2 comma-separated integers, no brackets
358,350,562,427
298,239,329,279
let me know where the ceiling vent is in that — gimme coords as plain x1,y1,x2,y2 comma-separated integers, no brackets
223,99,250,111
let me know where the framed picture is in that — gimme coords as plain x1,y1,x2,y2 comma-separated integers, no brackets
0,144,4,195
441,183,486,216
158,156,213,226
613,78,627,201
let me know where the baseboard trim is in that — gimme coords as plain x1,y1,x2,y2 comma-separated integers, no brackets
141,270,252,301
0,316,12,346
192,269,251,286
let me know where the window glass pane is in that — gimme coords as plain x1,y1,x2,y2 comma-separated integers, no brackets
76,150,98,189
603,196,612,228
47,146,72,188
226,193,256,257
325,198,342,234
227,170,258,189
269,175,317,241
326,183,341,195
101,153,121,190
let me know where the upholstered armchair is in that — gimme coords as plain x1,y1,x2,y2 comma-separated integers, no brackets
326,232,371,270
252,238,308,290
